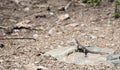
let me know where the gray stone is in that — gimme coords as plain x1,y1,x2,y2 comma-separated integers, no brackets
44,45,119,66
85,46,115,55
44,46,76,59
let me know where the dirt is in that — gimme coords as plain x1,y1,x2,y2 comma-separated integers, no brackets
0,0,120,70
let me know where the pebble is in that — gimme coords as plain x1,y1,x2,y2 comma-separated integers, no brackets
94,27,100,31
24,7,30,12
58,14,70,21
80,23,86,27
14,69,19,70
49,12,54,16
33,34,39,39
0,59,3,63
88,34,97,39
48,27,56,35
69,23,79,27
59,63,65,68
99,35,105,38
37,66,49,70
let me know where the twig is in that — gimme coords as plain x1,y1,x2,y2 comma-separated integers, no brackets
64,1,72,10
0,37,36,41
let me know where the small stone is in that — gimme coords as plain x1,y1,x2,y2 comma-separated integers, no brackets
89,34,97,39
99,35,105,38
48,28,56,35
37,66,49,70
59,64,64,68
94,27,100,31
69,23,79,27
24,7,30,12
14,69,18,70
49,12,54,16
80,24,85,27
14,29,19,33
58,14,70,21
58,45,63,48
111,44,115,46
33,34,39,39
0,60,3,63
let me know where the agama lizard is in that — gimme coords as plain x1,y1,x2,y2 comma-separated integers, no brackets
75,39,88,57
75,39,108,57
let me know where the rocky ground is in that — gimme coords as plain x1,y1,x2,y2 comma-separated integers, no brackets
0,0,120,70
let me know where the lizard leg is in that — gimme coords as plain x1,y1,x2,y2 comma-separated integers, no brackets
84,49,88,57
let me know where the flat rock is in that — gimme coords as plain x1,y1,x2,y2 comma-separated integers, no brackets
60,52,107,65
85,46,115,55
45,45,120,66
45,46,76,59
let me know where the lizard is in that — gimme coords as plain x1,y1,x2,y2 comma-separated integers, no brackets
75,39,109,57
75,39,88,57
